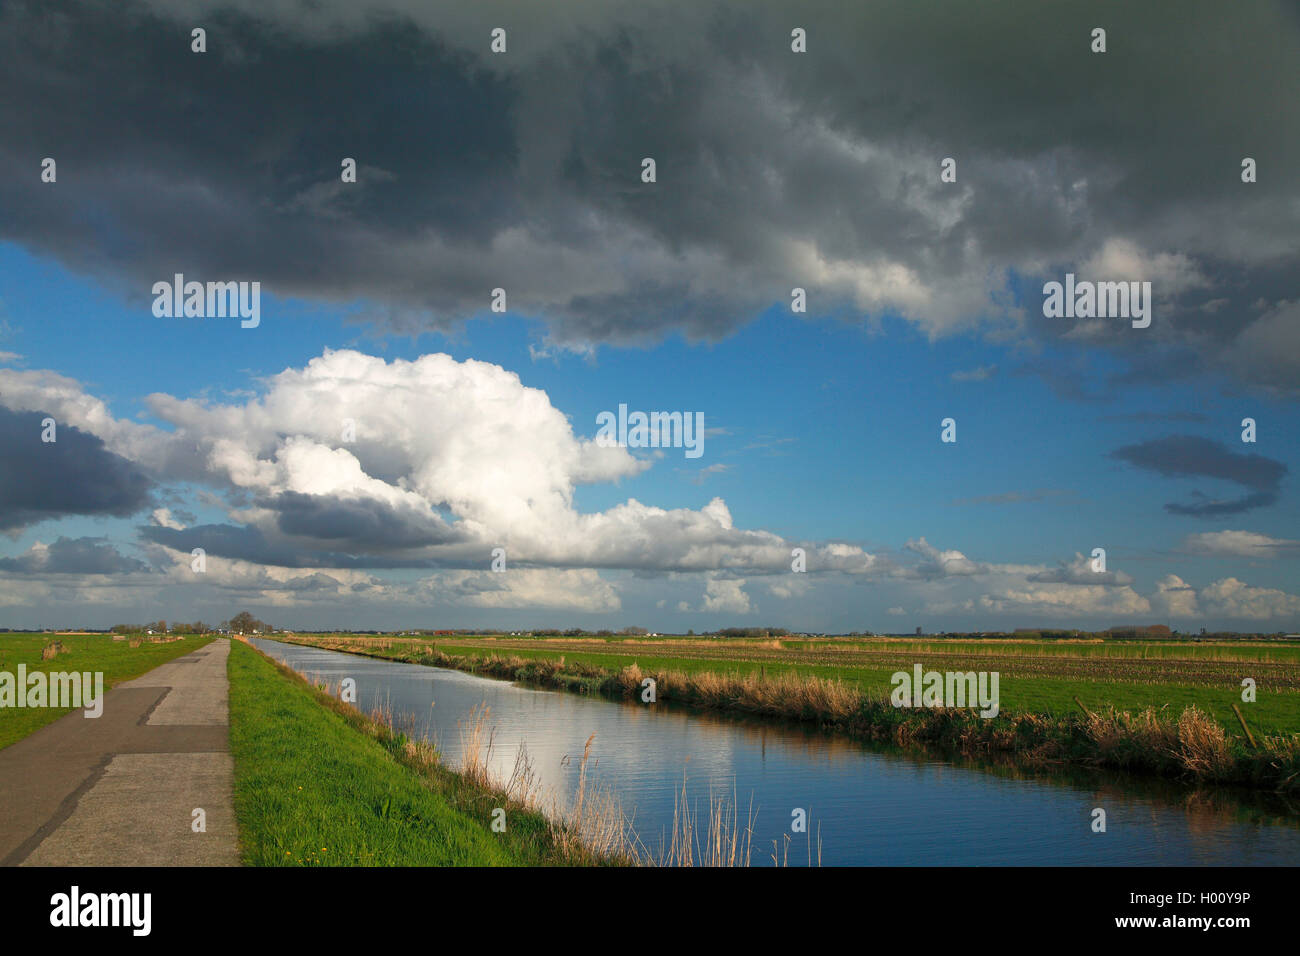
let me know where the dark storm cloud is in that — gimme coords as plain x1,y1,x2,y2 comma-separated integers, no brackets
0,407,153,530
280,572,357,593
139,520,461,569
1110,435,1287,517
1,0,1297,381
141,523,388,569
265,491,463,549
0,0,517,294
0,536,148,574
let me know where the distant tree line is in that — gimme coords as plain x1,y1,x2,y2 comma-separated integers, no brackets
107,611,271,635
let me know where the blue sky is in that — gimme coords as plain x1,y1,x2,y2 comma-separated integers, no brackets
3,240,1296,632
1,0,1297,632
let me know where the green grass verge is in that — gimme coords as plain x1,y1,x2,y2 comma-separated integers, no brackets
0,633,213,749
227,638,596,866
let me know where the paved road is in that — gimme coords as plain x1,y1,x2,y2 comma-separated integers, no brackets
0,638,238,866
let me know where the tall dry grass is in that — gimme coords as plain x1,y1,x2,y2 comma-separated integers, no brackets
452,705,642,862
456,702,498,789
1175,706,1237,779
554,733,645,861
452,706,775,866
1081,704,1238,780
612,662,860,722
659,776,756,867
771,824,823,868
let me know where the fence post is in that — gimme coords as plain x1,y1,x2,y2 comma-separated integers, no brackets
1232,704,1257,749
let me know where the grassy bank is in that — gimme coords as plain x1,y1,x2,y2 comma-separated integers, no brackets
0,633,213,749
424,636,1300,736
280,634,1300,794
227,638,612,866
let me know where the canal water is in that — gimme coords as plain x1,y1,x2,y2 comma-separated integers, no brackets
249,638,1300,866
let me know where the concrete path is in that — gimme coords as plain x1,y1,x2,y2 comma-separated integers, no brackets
0,638,238,866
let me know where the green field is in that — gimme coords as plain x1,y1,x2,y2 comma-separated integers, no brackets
228,638,595,866
286,633,1300,738
0,633,213,749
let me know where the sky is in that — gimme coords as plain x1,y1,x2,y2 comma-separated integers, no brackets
0,0,1297,633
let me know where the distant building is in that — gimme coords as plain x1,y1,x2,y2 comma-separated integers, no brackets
915,626,922,636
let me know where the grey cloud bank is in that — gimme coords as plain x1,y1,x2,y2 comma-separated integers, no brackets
0,0,1296,389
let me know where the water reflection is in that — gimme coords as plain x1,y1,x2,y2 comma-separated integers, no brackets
250,638,1300,866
